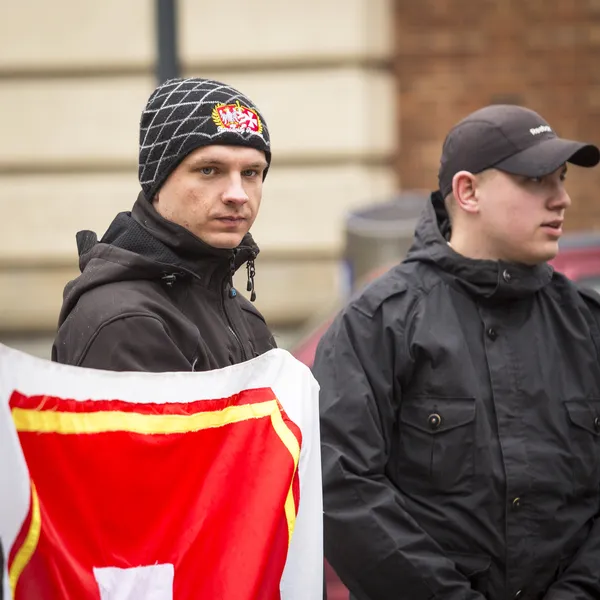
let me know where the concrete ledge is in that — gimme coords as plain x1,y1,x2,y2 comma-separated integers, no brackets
1,0,393,72
0,165,396,262
0,67,396,167
183,0,394,66
0,255,342,333
0,0,153,70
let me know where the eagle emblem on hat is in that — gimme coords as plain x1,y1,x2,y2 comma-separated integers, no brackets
212,102,263,134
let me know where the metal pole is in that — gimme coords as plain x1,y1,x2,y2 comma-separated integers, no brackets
156,0,180,84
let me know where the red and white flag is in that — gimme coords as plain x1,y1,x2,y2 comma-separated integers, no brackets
0,345,322,599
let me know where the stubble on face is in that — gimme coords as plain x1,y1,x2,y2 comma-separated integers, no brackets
152,145,267,249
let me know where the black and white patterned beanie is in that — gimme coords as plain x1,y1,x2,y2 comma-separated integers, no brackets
139,78,271,200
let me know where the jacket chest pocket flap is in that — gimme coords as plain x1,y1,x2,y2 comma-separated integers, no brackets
564,399,600,485
564,399,600,436
396,397,477,489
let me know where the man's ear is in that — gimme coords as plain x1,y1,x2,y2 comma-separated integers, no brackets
452,171,480,215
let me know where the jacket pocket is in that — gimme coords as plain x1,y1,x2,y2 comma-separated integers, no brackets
563,399,600,488
396,397,477,491
446,551,491,596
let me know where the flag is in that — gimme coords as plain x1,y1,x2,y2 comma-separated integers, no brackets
0,345,322,599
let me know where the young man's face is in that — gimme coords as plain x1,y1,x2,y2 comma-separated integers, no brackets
153,145,268,249
475,165,571,265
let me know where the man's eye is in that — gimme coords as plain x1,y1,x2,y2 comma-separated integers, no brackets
242,169,258,177
528,176,542,184
200,167,215,175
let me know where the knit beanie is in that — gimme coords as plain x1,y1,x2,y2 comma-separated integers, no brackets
138,78,271,200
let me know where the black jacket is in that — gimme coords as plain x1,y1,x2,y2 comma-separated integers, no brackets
313,192,600,600
52,194,276,372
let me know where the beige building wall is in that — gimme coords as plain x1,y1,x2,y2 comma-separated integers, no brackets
0,0,397,354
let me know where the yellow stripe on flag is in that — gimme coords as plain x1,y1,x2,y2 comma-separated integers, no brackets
270,409,301,545
11,400,279,435
9,480,41,595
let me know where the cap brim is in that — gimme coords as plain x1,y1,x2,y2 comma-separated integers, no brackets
494,137,600,177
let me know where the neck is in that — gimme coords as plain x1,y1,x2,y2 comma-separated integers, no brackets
448,228,501,262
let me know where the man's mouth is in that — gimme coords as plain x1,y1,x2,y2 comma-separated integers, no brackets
215,216,247,229
541,219,563,237
542,219,563,229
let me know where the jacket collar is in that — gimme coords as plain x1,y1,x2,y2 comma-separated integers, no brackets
131,192,258,269
88,192,259,288
404,191,553,300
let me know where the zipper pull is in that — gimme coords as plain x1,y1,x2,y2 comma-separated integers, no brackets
246,258,256,302
162,273,177,287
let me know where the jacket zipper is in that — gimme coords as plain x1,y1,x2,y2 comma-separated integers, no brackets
223,252,247,362
222,298,247,362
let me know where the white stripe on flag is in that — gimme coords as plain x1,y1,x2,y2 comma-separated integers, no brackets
93,564,174,600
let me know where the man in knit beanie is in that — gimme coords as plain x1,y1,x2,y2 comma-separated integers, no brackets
52,77,276,372
139,78,271,201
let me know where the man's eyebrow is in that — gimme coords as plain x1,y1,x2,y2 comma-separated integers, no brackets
187,158,268,169
188,158,226,167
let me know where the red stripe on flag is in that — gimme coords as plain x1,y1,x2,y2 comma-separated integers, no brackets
9,387,278,416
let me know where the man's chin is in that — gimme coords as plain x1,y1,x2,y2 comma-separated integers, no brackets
538,240,560,263
202,233,245,250
517,243,559,266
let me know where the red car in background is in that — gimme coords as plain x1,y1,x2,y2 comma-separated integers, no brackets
290,231,600,599
549,232,600,289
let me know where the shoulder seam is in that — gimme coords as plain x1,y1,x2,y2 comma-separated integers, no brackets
352,271,440,319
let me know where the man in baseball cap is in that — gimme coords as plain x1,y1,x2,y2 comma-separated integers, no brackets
437,104,600,264
314,104,600,600
53,78,276,372
439,104,599,199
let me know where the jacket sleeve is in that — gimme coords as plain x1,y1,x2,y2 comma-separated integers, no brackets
313,302,486,600
543,287,600,599
76,315,193,372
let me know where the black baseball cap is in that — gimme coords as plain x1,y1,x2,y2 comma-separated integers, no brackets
438,105,600,198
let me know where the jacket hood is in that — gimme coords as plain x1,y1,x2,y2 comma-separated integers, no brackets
58,192,260,327
404,191,553,300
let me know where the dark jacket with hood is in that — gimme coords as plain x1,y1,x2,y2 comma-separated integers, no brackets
313,191,600,600
52,195,276,372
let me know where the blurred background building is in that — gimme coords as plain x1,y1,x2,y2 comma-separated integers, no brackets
1,0,600,357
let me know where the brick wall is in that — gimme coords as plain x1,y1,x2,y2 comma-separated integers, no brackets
394,0,600,230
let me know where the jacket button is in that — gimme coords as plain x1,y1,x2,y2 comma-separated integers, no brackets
428,413,442,430
503,269,512,283
595,417,600,432
514,591,523,599
512,497,521,510
487,327,498,341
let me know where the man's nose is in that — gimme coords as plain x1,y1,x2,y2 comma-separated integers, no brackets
550,187,572,210
222,175,249,205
